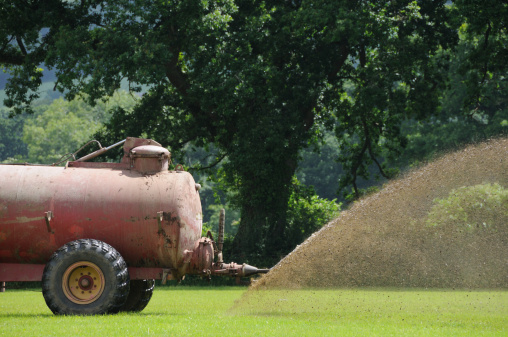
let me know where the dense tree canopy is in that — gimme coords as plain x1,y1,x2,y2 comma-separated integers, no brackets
453,0,508,113
1,0,507,264
0,91,137,163
0,107,27,162
23,92,137,164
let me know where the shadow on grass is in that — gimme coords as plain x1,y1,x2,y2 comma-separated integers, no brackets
0,311,185,318
155,285,247,291
122,312,182,317
0,313,54,318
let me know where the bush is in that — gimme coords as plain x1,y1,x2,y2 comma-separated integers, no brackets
285,178,341,246
426,183,508,233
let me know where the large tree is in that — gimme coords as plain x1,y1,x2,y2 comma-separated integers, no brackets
1,1,472,262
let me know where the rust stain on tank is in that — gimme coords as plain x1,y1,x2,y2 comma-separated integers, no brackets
156,229,174,250
3,216,45,224
162,212,182,227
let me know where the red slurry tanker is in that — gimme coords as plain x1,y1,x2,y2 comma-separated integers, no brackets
0,138,267,315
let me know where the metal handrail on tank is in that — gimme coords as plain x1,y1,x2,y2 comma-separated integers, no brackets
2,139,127,166
52,139,105,165
75,139,126,162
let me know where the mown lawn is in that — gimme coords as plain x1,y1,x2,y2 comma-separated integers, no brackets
0,287,506,336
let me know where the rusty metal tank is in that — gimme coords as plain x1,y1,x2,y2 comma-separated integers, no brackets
0,138,201,276
0,137,268,315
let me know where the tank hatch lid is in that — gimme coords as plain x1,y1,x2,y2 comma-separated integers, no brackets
130,145,170,158
121,137,163,164
130,145,170,174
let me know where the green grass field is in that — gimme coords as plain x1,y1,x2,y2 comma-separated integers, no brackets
0,287,506,336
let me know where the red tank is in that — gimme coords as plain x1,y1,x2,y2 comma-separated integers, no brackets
0,138,201,272
0,138,267,315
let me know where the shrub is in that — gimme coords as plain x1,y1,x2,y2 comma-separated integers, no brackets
426,183,508,232
285,178,341,246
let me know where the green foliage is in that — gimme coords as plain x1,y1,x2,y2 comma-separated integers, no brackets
343,185,381,203
22,100,102,164
182,144,241,237
200,221,214,238
426,183,508,232
452,1,508,113
205,204,240,236
285,178,341,249
393,115,507,169
390,58,507,169
20,91,137,164
0,107,28,162
387,8,508,169
329,1,456,199
297,132,343,201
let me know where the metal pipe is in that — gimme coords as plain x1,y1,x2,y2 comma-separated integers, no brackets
217,208,225,263
211,262,270,278
76,139,126,162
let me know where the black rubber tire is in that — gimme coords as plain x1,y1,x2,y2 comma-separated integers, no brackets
42,239,130,315
119,279,155,312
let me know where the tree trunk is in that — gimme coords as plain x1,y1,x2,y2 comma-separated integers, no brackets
231,152,297,266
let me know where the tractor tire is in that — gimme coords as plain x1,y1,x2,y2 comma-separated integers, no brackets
119,279,155,312
42,239,130,315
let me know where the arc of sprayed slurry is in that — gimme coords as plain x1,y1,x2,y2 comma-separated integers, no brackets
252,138,508,290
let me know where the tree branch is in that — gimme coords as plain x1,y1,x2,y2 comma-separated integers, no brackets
164,45,219,139
367,142,389,179
351,139,368,198
359,42,366,68
327,42,350,82
361,114,389,179
479,22,492,86
302,105,316,131
470,21,493,116
192,152,228,171
16,36,27,56
164,52,218,138
1,36,15,51
164,49,190,95
301,42,351,132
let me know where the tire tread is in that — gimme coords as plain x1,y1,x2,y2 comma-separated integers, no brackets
42,239,129,315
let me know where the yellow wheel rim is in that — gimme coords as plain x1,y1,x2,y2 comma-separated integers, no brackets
62,262,105,304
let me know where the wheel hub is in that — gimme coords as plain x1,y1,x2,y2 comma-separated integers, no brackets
62,262,105,304
78,275,93,290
